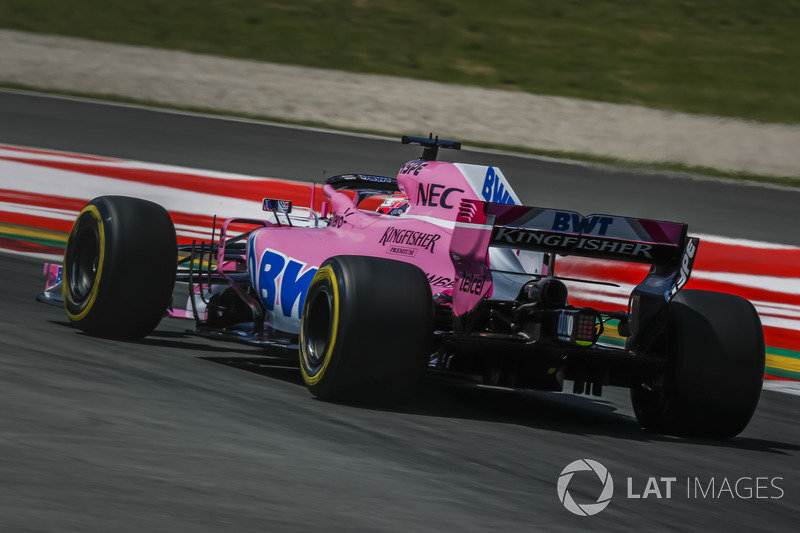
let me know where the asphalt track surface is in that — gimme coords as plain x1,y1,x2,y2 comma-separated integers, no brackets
1,91,799,531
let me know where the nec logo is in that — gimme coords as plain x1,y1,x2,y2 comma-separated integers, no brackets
417,183,464,209
553,212,614,236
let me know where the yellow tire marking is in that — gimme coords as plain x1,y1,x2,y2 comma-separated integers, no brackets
64,205,105,321
300,264,339,386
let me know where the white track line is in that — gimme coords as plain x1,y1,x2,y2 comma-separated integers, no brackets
763,381,800,397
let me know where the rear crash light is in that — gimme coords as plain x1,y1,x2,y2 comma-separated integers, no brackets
557,309,599,346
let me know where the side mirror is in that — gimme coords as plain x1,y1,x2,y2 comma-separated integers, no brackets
262,198,293,213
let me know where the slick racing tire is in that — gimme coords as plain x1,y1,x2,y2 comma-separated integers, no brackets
63,196,177,340
631,290,765,439
299,255,434,404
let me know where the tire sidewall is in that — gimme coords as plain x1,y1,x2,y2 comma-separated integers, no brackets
62,196,176,339
63,199,115,324
298,255,433,403
631,289,765,438
299,262,346,392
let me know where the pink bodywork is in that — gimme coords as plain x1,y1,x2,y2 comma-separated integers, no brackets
246,160,517,332
43,263,62,290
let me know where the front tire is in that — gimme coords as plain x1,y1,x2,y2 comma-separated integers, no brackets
63,196,177,339
299,255,434,404
631,289,765,439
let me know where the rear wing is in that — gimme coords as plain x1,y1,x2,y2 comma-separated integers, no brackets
450,200,699,337
485,203,686,265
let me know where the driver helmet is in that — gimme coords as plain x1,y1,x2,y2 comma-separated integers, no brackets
376,191,409,216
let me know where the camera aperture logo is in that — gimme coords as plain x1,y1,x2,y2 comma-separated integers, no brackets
557,459,614,516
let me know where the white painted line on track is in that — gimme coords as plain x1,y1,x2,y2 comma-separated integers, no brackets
0,201,78,220
0,159,269,220
0,145,271,181
692,233,800,250
0,247,62,262
691,270,800,296
763,380,800,397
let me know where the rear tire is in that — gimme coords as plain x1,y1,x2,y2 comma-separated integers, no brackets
631,289,765,438
63,196,177,339
299,255,434,404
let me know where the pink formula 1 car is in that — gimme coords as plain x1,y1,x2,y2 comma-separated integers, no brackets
39,136,765,438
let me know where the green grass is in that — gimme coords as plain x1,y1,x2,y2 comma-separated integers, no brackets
1,0,798,123
4,82,799,188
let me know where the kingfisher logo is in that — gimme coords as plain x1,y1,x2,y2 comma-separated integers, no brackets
378,227,441,253
557,459,614,516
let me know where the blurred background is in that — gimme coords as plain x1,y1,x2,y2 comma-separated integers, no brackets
1,0,797,122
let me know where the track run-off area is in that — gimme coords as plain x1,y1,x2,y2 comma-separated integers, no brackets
1,91,799,532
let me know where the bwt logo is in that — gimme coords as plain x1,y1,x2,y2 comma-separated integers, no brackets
552,212,613,236
251,248,317,319
481,167,516,205
557,459,614,516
